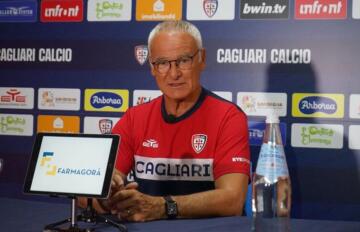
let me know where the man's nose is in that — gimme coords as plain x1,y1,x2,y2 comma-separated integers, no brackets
168,61,181,77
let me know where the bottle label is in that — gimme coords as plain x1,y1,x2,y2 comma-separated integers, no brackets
255,144,289,183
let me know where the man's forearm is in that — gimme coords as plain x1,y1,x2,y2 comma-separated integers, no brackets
172,188,245,218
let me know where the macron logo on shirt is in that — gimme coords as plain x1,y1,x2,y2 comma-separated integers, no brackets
232,157,250,164
142,139,159,148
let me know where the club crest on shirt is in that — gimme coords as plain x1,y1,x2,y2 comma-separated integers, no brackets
203,0,218,18
192,134,207,154
134,45,149,65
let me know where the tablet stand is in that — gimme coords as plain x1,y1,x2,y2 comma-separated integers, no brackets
44,197,127,232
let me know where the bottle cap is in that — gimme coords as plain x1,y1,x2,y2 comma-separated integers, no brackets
266,113,279,123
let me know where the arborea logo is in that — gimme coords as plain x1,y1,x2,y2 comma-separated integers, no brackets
292,93,344,118
84,89,129,112
40,151,57,176
41,0,84,22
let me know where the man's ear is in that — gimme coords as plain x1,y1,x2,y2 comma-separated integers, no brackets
149,62,156,76
200,48,206,70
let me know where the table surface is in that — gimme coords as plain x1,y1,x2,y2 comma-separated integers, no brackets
1,197,360,232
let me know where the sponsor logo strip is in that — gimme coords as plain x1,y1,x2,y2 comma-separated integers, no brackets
295,0,347,20
41,0,84,22
0,87,34,109
291,123,343,149
0,113,33,136
38,88,80,111
349,125,360,150
237,92,287,116
134,155,213,181
133,89,162,106
354,0,360,19
37,115,80,133
249,121,287,146
136,0,182,21
83,116,120,134
84,89,129,112
292,93,344,118
212,91,232,102
186,0,235,20
0,0,37,22
87,0,132,21
240,0,289,19
349,94,360,119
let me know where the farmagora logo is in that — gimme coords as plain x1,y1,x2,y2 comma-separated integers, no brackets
40,151,57,176
40,151,101,177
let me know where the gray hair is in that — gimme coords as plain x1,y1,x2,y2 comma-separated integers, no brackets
148,20,203,52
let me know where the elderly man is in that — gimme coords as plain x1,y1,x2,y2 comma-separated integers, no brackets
88,20,250,222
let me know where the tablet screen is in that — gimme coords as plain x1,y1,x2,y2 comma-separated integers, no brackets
24,133,119,198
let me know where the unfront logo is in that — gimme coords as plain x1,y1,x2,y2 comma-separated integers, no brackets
295,0,346,19
41,0,84,22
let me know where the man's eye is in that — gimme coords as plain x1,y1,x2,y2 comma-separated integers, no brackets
156,60,169,66
178,57,191,64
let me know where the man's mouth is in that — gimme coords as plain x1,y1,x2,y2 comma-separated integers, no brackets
168,83,184,88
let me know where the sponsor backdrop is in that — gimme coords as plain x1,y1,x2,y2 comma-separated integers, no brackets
0,0,359,221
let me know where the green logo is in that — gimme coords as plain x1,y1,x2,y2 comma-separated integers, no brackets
301,126,334,145
96,1,123,19
0,115,25,133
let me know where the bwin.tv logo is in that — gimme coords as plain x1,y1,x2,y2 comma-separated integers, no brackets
40,151,57,176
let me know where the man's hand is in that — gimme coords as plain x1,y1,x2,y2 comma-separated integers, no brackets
97,170,126,212
109,185,166,222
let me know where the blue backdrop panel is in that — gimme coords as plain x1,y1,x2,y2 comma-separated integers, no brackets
0,0,359,221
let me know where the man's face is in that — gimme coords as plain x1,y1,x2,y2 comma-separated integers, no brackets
149,32,206,102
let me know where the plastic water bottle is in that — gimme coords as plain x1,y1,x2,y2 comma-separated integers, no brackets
252,114,291,232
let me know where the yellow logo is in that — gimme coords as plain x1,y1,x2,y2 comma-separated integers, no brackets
136,0,182,21
40,152,57,176
292,93,344,118
84,89,129,112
